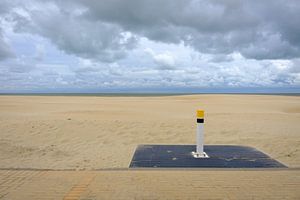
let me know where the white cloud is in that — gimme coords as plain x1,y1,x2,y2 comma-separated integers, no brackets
145,48,176,69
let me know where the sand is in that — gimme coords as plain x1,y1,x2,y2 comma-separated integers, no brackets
0,94,299,169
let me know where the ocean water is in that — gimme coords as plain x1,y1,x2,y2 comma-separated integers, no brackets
0,93,299,97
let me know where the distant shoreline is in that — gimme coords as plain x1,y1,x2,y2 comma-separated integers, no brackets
0,93,299,97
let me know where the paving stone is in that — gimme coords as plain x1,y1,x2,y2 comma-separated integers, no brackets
0,169,299,200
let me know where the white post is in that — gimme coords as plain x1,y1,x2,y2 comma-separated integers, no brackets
192,110,208,158
197,122,204,154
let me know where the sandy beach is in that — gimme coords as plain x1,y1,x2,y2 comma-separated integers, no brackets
0,94,299,169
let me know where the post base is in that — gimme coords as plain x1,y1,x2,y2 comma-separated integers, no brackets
192,151,209,158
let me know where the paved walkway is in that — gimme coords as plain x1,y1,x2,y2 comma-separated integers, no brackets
0,169,299,200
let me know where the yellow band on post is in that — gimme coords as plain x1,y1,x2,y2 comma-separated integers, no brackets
197,110,204,118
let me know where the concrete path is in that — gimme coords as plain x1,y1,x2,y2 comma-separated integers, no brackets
0,169,299,200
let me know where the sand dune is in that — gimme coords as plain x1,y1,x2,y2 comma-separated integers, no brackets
0,94,299,169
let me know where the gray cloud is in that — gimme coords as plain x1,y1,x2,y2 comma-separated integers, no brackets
209,54,234,63
0,35,14,61
290,59,300,73
3,0,300,61
0,2,15,61
76,0,300,60
10,0,138,62
7,62,35,73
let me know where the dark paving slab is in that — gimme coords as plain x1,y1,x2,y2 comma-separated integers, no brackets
129,145,287,168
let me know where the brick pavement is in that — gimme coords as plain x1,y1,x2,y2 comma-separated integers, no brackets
0,169,299,200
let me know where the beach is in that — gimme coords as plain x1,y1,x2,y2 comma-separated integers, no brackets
0,94,299,169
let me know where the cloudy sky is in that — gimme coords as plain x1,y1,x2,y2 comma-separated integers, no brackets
0,0,300,93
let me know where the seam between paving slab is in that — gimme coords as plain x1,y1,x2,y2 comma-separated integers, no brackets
0,167,299,171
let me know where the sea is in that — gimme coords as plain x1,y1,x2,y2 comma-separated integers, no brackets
0,93,299,97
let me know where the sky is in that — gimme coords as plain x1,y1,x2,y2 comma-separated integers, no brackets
0,0,300,93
